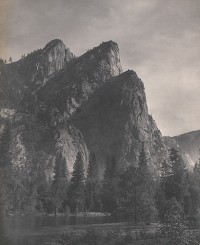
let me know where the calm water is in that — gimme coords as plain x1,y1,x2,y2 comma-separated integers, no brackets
0,215,115,245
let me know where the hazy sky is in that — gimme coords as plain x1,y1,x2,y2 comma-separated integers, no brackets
0,0,200,136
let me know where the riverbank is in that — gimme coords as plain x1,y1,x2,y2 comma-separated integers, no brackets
4,212,111,217
38,227,167,245
37,224,200,245
1,214,199,245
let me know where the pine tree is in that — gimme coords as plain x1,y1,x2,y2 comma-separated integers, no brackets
0,120,12,169
186,161,200,217
52,151,69,216
21,54,26,59
85,153,101,212
157,148,188,222
68,152,85,214
116,145,156,223
0,168,6,215
160,160,173,184
167,148,187,202
136,144,156,223
9,57,12,63
117,165,138,220
0,120,12,214
101,156,119,214
156,159,172,221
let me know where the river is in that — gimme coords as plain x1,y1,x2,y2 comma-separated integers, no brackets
0,215,117,245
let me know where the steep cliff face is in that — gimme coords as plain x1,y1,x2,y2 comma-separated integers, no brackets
0,40,123,177
37,41,122,121
0,39,77,178
19,39,74,79
72,70,166,172
42,39,70,76
54,125,89,173
0,39,74,109
0,39,166,183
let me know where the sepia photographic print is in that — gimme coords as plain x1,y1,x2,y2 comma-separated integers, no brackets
0,0,200,244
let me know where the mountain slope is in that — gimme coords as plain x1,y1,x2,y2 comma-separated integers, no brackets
0,40,123,176
37,40,122,122
0,38,179,212
164,130,200,167
0,39,168,179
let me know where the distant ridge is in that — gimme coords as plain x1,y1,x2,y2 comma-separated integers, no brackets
174,129,200,138
164,129,200,165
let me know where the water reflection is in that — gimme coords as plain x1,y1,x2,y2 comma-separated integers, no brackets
0,215,114,245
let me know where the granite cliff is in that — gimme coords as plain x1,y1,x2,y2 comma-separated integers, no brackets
0,39,167,181
164,130,200,169
72,70,166,173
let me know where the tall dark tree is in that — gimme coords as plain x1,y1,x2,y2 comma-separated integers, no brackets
52,151,69,216
156,159,172,221
68,152,85,214
85,153,101,212
0,120,12,214
166,148,187,203
115,145,156,223
185,161,200,217
0,168,6,215
0,120,12,169
101,156,119,214
136,144,156,223
157,148,188,222
117,165,138,220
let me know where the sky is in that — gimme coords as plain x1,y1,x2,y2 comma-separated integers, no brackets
0,0,200,136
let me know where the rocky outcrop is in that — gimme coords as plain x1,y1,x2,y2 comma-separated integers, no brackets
54,125,89,173
0,40,123,177
0,39,74,109
0,39,167,182
37,41,123,121
72,70,166,173
41,39,74,76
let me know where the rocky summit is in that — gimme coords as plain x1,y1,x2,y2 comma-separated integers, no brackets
0,39,192,182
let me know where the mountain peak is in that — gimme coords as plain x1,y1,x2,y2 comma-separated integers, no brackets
90,40,120,57
99,40,118,49
119,69,138,79
43,39,66,51
77,40,122,78
41,39,73,76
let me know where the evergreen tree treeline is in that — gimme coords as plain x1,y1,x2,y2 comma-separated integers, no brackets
156,148,200,226
101,145,156,223
1,142,200,230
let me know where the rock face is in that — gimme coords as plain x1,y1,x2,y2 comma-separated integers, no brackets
164,130,200,168
0,39,166,182
72,70,166,173
38,41,123,120
0,39,74,109
41,39,74,76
